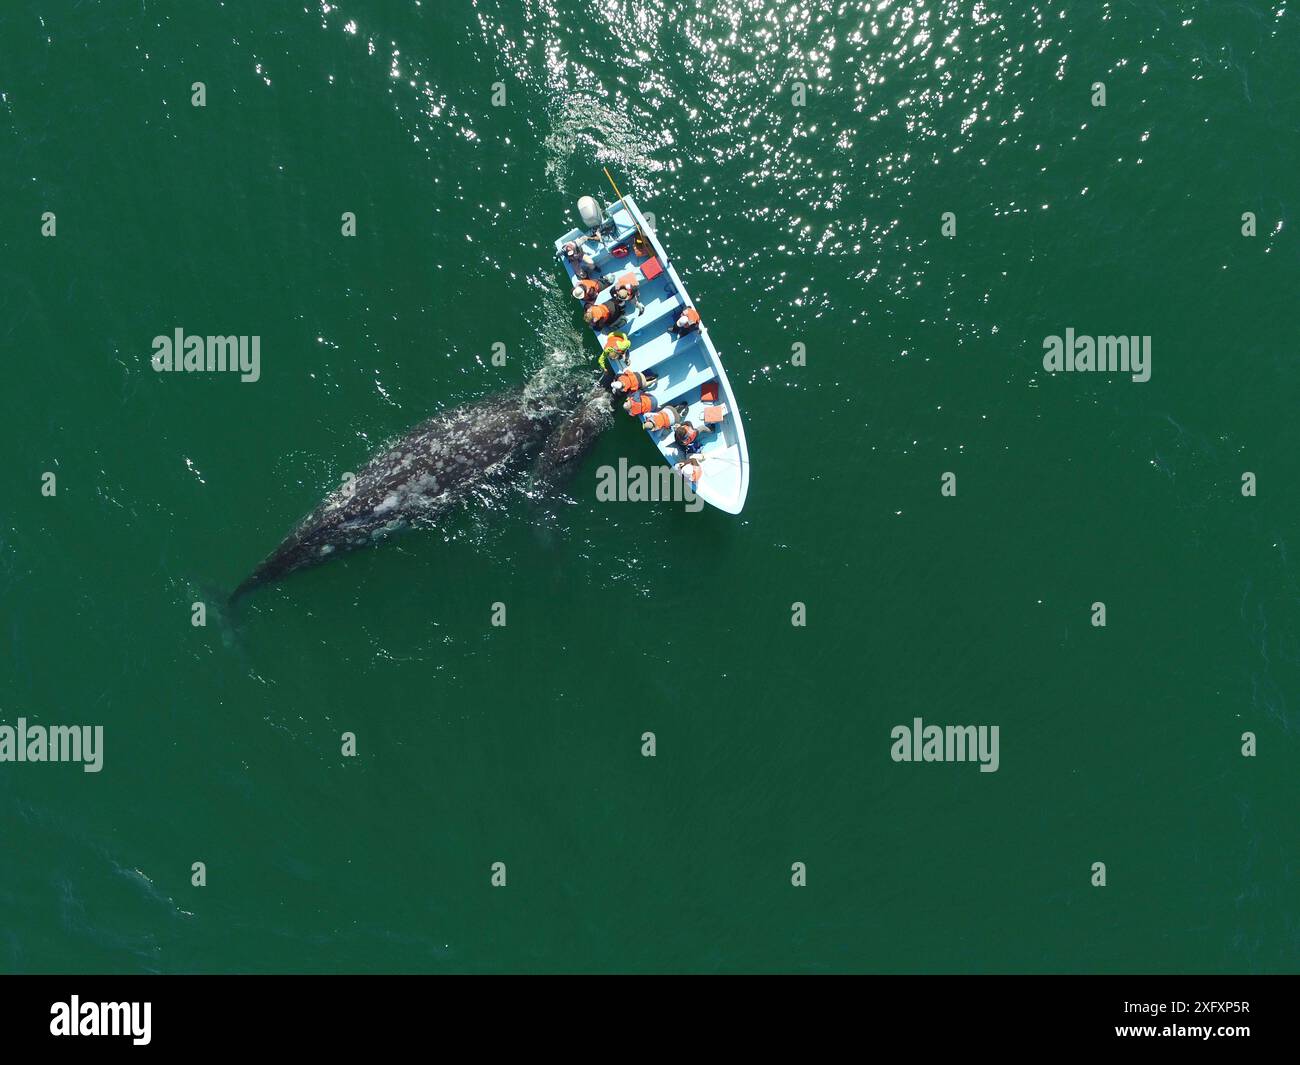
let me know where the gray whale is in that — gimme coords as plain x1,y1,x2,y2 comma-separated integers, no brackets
233,376,603,599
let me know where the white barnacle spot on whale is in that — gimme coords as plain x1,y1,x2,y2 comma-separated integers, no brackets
318,544,334,555
374,492,401,515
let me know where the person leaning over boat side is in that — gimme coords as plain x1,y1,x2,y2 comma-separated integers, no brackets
610,272,644,317
597,332,631,389
611,368,657,395
641,403,688,432
623,390,657,418
673,419,713,455
603,330,631,358
561,239,603,281
669,305,701,340
572,277,602,306
562,234,601,258
596,347,615,390
584,302,621,330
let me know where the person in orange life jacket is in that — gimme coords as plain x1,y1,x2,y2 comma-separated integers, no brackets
584,301,623,330
623,390,657,417
610,368,657,394
673,419,713,455
669,305,701,339
641,403,688,432
676,456,704,485
571,277,603,305
610,272,644,317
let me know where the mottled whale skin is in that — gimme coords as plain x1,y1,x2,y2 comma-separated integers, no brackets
532,384,614,486
233,386,589,599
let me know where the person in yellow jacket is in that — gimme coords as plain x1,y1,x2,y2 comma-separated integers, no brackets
597,332,631,389
602,331,631,359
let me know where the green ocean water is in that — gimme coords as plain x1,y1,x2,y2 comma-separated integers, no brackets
1,0,1297,973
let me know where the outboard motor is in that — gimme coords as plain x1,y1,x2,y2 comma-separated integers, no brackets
577,195,607,233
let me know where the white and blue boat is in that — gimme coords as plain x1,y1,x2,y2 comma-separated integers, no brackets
554,191,750,514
